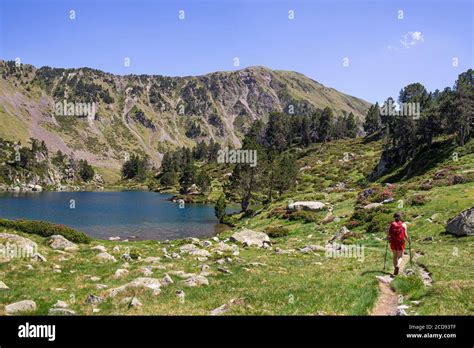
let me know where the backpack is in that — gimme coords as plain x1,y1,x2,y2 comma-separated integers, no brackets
389,221,405,241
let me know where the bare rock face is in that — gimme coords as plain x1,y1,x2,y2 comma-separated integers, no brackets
5,300,37,315
287,201,326,212
48,235,78,251
446,207,474,236
230,228,271,248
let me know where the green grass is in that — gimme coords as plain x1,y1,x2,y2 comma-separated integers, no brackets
0,136,472,315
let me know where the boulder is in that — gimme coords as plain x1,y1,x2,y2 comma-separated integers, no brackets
48,235,78,251
363,202,383,210
5,300,37,315
329,226,352,243
114,269,129,278
142,256,161,263
0,233,38,259
0,280,9,290
48,308,75,316
92,245,107,252
230,229,271,248
446,207,474,236
85,294,103,305
189,248,211,257
287,201,326,212
161,274,174,286
121,297,142,307
94,252,117,262
105,278,161,298
209,298,245,316
181,275,209,287
31,253,47,262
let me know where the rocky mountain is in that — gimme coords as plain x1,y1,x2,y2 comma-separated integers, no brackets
0,60,370,169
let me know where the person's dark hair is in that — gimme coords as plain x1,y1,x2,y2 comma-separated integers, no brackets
394,212,402,219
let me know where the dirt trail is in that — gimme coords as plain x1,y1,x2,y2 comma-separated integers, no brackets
371,254,410,316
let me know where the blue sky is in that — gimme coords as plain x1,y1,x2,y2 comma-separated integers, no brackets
0,0,472,103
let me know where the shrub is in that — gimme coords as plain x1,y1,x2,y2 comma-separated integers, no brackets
409,194,429,206
366,213,392,233
0,219,91,243
129,249,141,260
347,220,360,228
264,226,290,238
288,211,319,223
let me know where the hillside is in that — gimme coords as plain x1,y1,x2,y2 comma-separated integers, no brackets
0,61,370,170
1,136,472,315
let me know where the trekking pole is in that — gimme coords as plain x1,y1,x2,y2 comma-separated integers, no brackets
383,237,389,271
408,237,413,267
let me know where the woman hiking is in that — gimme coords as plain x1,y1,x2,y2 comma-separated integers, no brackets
388,212,409,275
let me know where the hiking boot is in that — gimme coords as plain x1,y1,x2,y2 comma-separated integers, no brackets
394,267,399,275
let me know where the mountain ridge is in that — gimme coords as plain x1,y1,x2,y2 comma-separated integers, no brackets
0,60,371,169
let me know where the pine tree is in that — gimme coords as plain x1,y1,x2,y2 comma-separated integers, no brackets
214,194,227,222
363,103,382,135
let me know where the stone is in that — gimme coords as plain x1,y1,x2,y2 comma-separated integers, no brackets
112,246,120,253
181,275,209,287
396,308,408,316
90,276,101,282
199,240,213,248
31,253,47,262
139,267,153,276
189,249,211,257
179,244,199,253
230,228,271,248
48,235,78,251
161,274,174,286
114,269,129,278
446,207,474,236
142,256,161,263
92,245,107,252
105,278,162,298
85,294,103,305
0,233,37,260
287,201,326,212
363,202,383,210
176,290,185,302
0,280,9,290
375,275,393,284
329,226,351,243
217,267,232,275
5,300,37,315
26,264,34,270
94,252,117,262
209,298,245,316
108,236,121,241
121,297,142,307
48,308,75,316
53,300,69,308
96,284,108,290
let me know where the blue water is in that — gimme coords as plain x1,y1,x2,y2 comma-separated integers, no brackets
0,191,233,240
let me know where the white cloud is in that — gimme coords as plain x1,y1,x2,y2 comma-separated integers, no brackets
400,31,424,48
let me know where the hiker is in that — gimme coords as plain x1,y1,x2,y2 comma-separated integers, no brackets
387,212,409,275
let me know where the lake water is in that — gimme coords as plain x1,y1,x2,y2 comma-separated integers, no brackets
0,191,234,240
